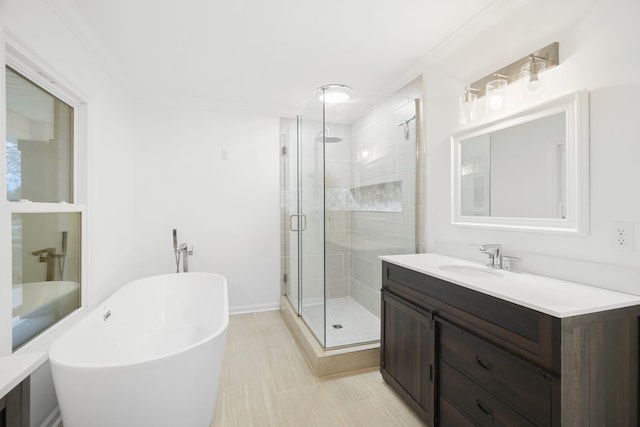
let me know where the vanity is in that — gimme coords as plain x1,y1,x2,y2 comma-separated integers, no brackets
0,353,44,427
380,253,640,426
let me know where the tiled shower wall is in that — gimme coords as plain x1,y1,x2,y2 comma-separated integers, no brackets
348,95,419,317
325,123,352,299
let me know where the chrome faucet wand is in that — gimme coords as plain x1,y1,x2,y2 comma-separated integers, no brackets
58,231,68,280
173,229,180,273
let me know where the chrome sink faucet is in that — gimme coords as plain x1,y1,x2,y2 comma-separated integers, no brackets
479,244,520,271
479,244,502,269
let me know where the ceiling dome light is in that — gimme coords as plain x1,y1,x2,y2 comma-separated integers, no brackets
316,84,353,104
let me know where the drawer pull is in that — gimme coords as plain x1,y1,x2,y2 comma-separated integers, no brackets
476,356,493,372
476,399,494,419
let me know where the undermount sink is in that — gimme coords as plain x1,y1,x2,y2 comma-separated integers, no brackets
438,264,503,278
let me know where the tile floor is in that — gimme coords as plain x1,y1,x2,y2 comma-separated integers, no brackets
210,311,428,427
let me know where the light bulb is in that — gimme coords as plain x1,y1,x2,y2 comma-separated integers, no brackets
522,57,546,97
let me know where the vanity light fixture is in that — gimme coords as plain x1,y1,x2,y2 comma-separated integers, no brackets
459,87,479,124
316,84,354,104
460,42,559,117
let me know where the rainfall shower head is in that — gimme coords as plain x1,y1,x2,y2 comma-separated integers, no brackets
314,129,342,143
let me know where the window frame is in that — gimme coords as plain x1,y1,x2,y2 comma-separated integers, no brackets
1,35,89,355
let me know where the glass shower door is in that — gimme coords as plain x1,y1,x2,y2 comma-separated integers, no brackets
281,118,300,313
298,105,326,346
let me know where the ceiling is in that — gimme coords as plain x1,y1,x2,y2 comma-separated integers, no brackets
67,0,513,116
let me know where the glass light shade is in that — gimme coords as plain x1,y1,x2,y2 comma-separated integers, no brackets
521,59,546,98
316,84,353,104
459,92,478,125
486,78,508,112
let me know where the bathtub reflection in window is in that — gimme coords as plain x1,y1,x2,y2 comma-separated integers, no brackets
12,213,81,350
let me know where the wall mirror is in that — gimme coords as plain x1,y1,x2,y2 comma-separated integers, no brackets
451,90,589,235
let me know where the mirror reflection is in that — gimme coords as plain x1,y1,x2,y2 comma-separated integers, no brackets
460,112,566,219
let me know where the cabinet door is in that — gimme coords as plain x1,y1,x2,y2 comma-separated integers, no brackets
381,291,435,425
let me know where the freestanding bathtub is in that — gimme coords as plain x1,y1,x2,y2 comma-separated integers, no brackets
49,272,228,427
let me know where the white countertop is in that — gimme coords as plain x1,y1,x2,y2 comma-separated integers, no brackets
380,253,640,318
0,352,47,397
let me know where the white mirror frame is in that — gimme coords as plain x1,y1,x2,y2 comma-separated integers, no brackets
451,90,589,235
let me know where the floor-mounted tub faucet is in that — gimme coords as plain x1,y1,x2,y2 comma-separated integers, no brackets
32,231,68,281
173,229,193,273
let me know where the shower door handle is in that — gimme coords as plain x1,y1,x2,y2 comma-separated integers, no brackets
289,214,307,231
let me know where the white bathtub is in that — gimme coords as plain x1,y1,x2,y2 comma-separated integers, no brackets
49,272,228,427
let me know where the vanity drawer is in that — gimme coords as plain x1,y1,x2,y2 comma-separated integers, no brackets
439,361,539,427
438,396,475,427
439,320,552,425
384,262,558,371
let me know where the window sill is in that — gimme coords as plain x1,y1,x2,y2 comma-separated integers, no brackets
14,307,88,356
2,308,90,393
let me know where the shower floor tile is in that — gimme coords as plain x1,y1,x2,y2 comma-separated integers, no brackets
302,297,380,348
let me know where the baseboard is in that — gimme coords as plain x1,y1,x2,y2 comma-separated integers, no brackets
229,302,280,315
40,406,62,427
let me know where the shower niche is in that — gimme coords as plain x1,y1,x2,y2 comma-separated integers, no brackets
280,79,424,350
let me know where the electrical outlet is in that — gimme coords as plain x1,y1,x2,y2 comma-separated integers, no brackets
612,221,635,252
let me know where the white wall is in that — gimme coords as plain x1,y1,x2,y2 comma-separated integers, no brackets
1,0,138,306
2,1,280,422
131,102,281,313
423,0,640,294
1,0,137,424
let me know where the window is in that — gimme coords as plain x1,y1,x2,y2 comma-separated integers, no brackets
5,52,86,351
6,66,74,203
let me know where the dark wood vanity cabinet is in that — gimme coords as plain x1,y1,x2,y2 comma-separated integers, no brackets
381,290,435,424
0,378,29,427
380,261,640,426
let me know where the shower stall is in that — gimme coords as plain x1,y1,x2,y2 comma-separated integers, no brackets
280,79,423,349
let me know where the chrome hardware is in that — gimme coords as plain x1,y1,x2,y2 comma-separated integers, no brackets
479,244,521,271
501,256,520,272
31,231,68,281
289,214,307,231
479,244,502,269
397,115,416,140
172,229,193,273
103,310,112,322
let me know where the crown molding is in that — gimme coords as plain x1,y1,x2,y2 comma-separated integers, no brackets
43,0,138,97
